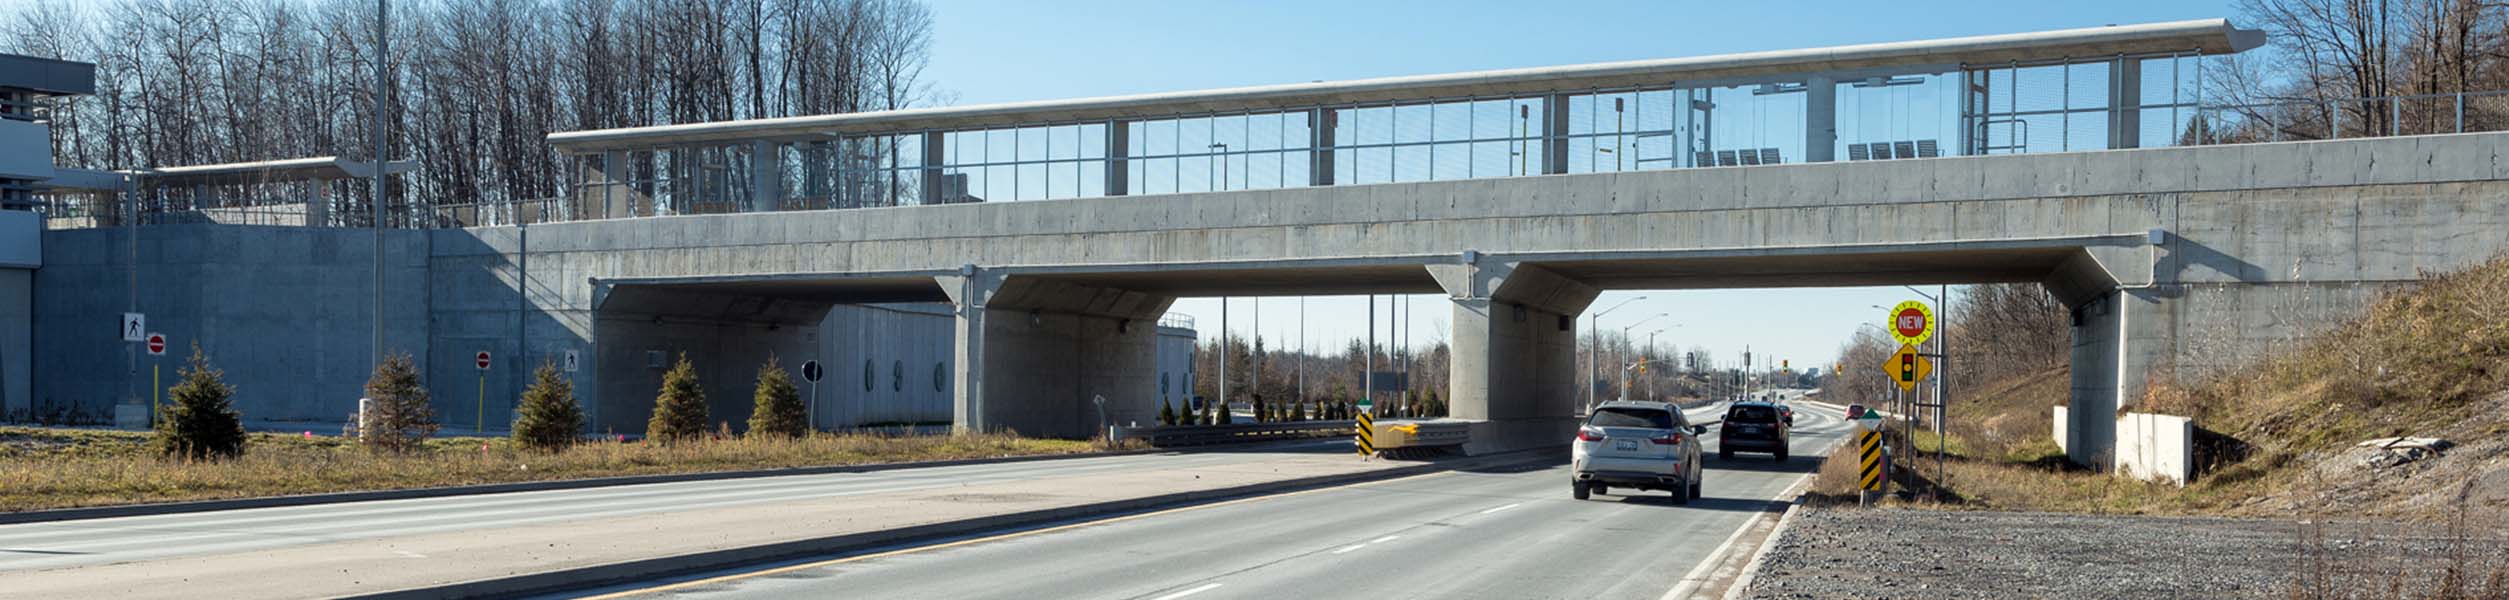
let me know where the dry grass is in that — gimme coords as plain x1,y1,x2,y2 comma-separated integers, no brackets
0,427,1111,512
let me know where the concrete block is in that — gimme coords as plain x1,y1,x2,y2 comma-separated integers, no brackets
2114,411,2193,485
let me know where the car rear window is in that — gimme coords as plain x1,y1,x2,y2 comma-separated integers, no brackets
1727,406,1779,423
1590,407,1673,429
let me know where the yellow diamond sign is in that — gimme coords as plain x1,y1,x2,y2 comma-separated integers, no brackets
1881,343,1932,392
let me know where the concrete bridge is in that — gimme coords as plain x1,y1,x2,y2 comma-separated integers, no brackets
32,19,2509,466
434,130,2509,459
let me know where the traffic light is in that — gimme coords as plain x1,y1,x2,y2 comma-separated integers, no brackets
1899,353,1915,382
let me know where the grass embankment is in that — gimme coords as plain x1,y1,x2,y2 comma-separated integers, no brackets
0,427,1109,512
1819,255,2509,519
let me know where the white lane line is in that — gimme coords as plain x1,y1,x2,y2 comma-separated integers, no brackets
1149,583,1222,600
1369,535,1400,544
393,550,427,559
1479,503,1521,515
1330,544,1369,554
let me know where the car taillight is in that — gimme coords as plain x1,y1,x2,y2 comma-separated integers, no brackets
1650,432,1684,445
1577,427,1605,442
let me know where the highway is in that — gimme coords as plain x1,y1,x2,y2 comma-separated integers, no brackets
0,438,1354,573
568,396,1848,600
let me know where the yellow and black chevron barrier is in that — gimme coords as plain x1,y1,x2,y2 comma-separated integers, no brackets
1857,430,1884,492
1355,412,1375,456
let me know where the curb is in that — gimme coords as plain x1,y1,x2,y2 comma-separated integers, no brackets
350,451,1547,600
0,445,1210,525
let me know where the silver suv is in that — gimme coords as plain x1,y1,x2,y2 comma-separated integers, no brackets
1571,401,1706,503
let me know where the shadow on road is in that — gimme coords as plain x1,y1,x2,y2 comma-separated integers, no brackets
1594,492,1792,514
1703,451,1832,475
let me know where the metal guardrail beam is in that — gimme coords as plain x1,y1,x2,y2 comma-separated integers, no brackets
1112,420,1356,447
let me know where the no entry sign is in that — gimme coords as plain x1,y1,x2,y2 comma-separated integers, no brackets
475,351,492,370
146,333,167,356
1889,300,1935,346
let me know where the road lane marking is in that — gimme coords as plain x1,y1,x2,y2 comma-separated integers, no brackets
1478,503,1521,515
571,470,1465,600
1148,583,1222,600
1662,403,1848,600
1369,535,1399,544
1330,544,1368,554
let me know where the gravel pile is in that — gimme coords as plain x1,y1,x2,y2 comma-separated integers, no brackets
1736,506,2508,599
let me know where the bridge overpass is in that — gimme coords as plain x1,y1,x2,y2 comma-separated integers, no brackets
33,19,2509,467
462,129,2509,461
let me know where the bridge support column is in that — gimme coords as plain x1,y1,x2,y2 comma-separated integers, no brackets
1427,261,1599,454
938,272,1175,439
1804,75,1836,163
2049,246,2176,470
2108,57,2143,150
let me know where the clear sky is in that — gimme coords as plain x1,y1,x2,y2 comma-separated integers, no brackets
922,0,2237,369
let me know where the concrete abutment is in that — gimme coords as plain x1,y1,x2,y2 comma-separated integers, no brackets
939,272,1175,439
1429,261,1599,454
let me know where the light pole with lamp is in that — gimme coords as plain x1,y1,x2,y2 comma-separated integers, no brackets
1610,313,1667,403
1586,295,1647,409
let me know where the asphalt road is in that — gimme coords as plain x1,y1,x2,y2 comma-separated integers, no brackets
0,438,1350,573
571,397,1850,600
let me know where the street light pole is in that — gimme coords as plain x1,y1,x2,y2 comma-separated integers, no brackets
370,0,390,370
1586,296,1646,409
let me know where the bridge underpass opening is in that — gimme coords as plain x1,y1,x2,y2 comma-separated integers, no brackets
588,237,2148,465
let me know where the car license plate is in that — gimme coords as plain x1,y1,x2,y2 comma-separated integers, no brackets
1614,440,1638,451
1739,426,1760,434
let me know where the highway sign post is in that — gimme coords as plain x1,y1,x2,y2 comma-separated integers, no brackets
147,332,166,421
475,351,491,433
802,360,823,427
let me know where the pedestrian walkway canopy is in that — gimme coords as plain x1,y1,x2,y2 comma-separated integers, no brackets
544,19,2262,220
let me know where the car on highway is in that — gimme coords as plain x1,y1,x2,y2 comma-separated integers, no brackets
1719,401,1790,460
1571,401,1706,503
1774,402,1795,425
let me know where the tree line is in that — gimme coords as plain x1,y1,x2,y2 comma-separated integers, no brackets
2,0,933,213
2210,0,2509,140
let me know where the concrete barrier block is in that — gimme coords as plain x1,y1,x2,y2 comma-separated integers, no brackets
2051,405,2069,455
2114,411,2192,485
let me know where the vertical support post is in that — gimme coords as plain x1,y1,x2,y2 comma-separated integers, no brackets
919,131,946,205
1961,67,1991,155
1309,108,1336,186
1105,120,1129,196
1803,75,1837,163
2109,56,2143,150
1543,94,1570,174
742,141,772,213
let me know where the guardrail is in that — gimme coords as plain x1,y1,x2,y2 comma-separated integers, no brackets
1111,420,1355,447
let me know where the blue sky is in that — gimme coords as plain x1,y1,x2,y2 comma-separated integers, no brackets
923,0,2239,369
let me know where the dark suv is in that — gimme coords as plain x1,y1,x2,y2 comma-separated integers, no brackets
1719,401,1790,460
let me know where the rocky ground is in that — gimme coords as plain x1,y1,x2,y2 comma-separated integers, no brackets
1735,506,2509,599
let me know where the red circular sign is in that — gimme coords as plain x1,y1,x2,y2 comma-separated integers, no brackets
1894,308,1927,338
146,334,166,355
475,351,492,370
